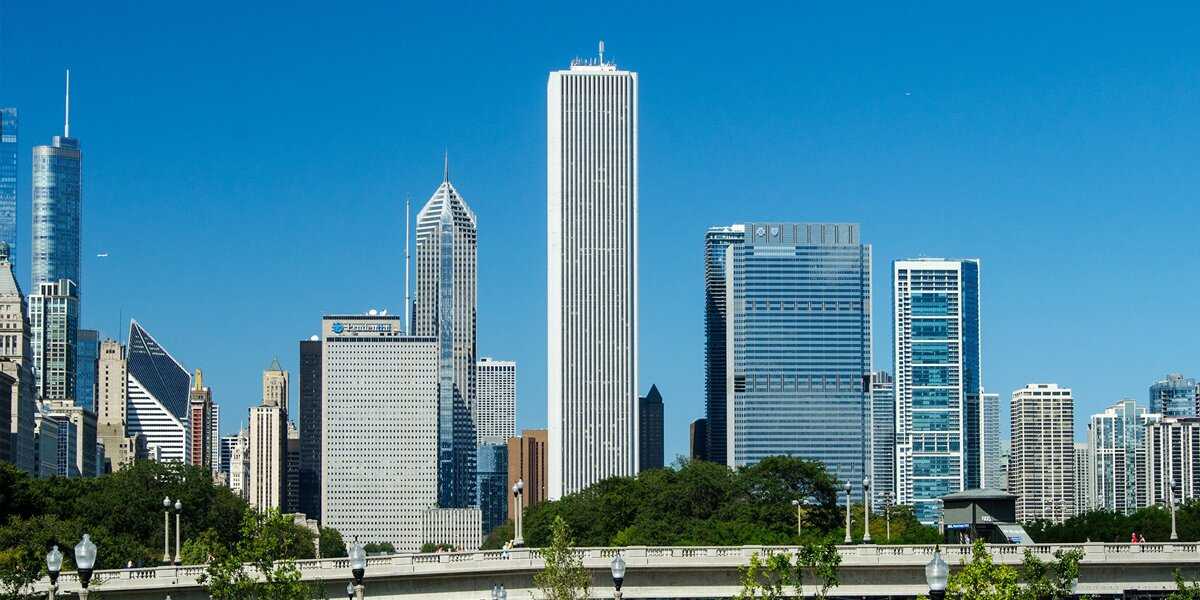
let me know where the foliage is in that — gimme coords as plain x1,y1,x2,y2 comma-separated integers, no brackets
1019,547,1082,600
418,543,456,553
843,502,939,545
363,541,395,554
1169,569,1200,600
482,520,514,550
734,543,841,599
199,509,314,600
1026,500,1199,543
533,516,590,600
319,527,346,558
947,540,1023,600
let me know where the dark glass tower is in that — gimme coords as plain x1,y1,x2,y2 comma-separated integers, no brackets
0,108,16,257
298,338,322,519
703,225,745,465
638,384,663,471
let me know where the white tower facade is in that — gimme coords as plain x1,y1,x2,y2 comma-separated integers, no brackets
547,47,639,499
476,357,515,445
1010,383,1075,523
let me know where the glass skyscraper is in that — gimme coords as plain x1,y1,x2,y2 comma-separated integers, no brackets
870,371,895,508
1088,399,1158,515
1149,374,1198,418
703,225,745,465
0,108,16,257
75,329,99,411
893,258,982,523
29,280,79,401
32,134,81,290
724,223,872,496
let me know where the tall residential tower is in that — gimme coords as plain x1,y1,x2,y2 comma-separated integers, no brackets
1010,383,1074,522
547,46,639,498
702,225,744,465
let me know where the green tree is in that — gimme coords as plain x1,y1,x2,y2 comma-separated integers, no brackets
946,540,1023,600
1020,547,1082,600
363,542,395,554
199,510,314,600
533,516,590,600
734,542,841,600
319,527,346,558
482,520,514,550
1169,569,1200,599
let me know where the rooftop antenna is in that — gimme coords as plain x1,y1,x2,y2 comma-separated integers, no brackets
404,195,411,335
599,40,605,64
443,149,449,182
64,69,71,138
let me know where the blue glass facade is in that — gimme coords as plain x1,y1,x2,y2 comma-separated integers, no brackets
127,320,190,420
76,329,99,411
32,136,81,288
870,372,895,507
894,259,982,524
0,108,16,257
703,226,745,465
475,442,508,535
725,223,871,496
1149,374,1198,418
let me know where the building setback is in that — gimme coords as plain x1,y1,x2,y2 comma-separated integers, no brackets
321,315,437,550
703,225,744,466
870,372,895,508
547,48,639,498
725,223,872,500
28,279,78,401
1010,384,1074,523
638,384,663,471
298,337,321,520
894,259,982,523
1150,374,1199,418
187,369,213,470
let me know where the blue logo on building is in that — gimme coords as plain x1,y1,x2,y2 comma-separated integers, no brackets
331,322,344,334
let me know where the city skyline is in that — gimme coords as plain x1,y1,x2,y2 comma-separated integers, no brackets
5,4,1200,462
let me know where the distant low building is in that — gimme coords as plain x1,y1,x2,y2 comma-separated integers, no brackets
421,507,482,552
689,418,708,462
507,429,547,511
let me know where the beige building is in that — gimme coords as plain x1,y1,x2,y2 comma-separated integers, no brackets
250,360,288,511
0,242,36,473
228,428,249,499
1011,383,1075,523
507,429,548,510
95,339,142,472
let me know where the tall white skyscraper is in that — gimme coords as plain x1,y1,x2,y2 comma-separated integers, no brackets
415,168,478,508
1010,383,1074,523
1073,442,1092,515
1142,417,1200,508
893,259,981,524
981,392,1002,489
321,315,438,550
476,358,515,445
249,360,287,511
547,44,639,499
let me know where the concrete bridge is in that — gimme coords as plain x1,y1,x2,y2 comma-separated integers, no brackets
38,542,1200,599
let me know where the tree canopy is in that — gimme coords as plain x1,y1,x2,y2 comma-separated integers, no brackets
1026,501,1200,543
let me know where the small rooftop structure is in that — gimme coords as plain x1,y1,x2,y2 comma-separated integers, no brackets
940,488,1031,544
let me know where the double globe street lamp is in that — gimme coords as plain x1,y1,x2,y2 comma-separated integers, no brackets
162,497,183,565
348,540,367,600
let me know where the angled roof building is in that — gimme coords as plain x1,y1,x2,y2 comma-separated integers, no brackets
126,320,191,462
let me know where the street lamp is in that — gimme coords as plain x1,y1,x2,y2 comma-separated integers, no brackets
45,545,63,600
162,496,172,564
843,480,853,544
491,584,508,600
790,499,802,537
74,534,97,600
1169,484,1179,542
348,540,366,600
883,492,894,542
610,553,626,600
862,477,873,544
935,499,945,540
173,499,183,565
345,581,354,600
925,547,948,600
512,479,525,547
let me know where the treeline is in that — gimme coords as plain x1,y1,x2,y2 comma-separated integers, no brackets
486,456,938,549
1027,502,1200,543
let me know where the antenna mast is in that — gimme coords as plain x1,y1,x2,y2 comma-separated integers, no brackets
404,196,411,335
599,40,605,64
64,69,71,138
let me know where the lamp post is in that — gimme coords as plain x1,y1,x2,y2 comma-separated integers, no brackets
790,499,802,537
345,581,354,600
610,553,626,600
862,477,873,543
935,499,945,540
173,499,182,565
512,479,525,547
348,540,366,600
1169,485,1179,542
162,496,172,564
491,584,508,600
74,534,97,600
843,480,853,544
925,547,948,600
883,491,894,542
45,545,63,600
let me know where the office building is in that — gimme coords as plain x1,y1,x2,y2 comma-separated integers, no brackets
1074,442,1092,515
187,369,213,469
1143,417,1200,507
286,421,300,513
42,399,96,477
228,428,249,500
250,360,288,511
28,279,78,401
209,403,220,474
298,337,321,521
75,329,98,411
1089,399,1159,515
0,242,35,473
981,392,1001,489
96,339,139,471
703,225,745,466
32,73,82,292
0,369,8,462
894,258,981,523
476,358,515,444
689,418,708,462
725,224,872,495
870,372,895,508
415,168,479,509
547,48,639,498
476,442,508,535
507,429,548,510
321,314,438,550
1150,374,1198,418
1010,384,1074,523
219,433,238,481
126,320,190,462
421,507,482,552
0,108,16,256
34,407,62,477
638,384,663,471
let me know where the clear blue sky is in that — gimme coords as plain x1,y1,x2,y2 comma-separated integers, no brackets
3,2,1199,461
